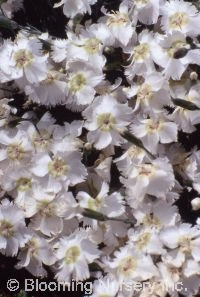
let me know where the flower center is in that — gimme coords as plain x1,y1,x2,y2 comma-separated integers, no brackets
65,246,80,264
87,197,102,210
7,143,26,161
16,177,32,191
32,130,51,149
133,43,149,61
143,213,161,229
135,232,151,250
169,12,189,29
178,235,193,254
97,113,116,131
69,73,86,93
84,38,101,54
13,49,34,68
48,157,68,178
138,164,155,177
37,200,56,217
118,256,138,276
146,119,161,133
137,83,153,101
0,220,14,238
107,11,129,27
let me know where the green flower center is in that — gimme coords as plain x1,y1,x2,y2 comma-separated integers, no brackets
97,113,116,131
7,143,26,161
69,73,86,93
0,220,14,238
134,43,149,61
84,38,101,54
65,246,80,264
13,49,33,68
16,178,32,191
48,157,68,178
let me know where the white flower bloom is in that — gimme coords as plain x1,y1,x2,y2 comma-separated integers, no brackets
66,24,108,68
125,30,157,79
104,4,134,46
0,36,48,83
54,0,97,18
151,32,200,79
77,181,125,219
0,127,33,171
159,223,200,261
127,0,161,25
0,199,29,256
128,226,165,255
16,232,57,277
31,151,87,188
124,72,170,112
21,189,78,236
83,95,132,149
121,157,175,206
130,113,178,154
103,244,158,283
19,112,55,153
55,229,100,281
115,144,147,177
160,0,200,36
133,200,180,230
24,68,67,106
66,61,104,110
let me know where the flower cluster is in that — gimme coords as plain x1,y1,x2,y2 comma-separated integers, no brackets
0,0,200,296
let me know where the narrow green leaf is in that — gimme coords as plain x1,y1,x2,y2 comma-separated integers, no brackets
82,208,108,221
172,98,200,111
120,130,156,159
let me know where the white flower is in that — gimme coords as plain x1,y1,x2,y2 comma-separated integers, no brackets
0,35,48,83
83,95,133,149
121,157,175,206
0,199,29,256
133,200,180,230
124,72,170,112
0,127,33,171
77,181,125,220
16,232,57,277
55,229,100,281
129,0,161,25
125,30,157,79
21,189,78,236
24,68,67,106
160,0,200,36
31,151,87,188
66,24,108,69
159,223,200,261
128,227,165,255
105,4,134,46
54,0,97,18
66,61,104,110
151,32,200,79
103,244,158,283
130,113,178,154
